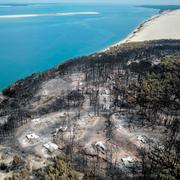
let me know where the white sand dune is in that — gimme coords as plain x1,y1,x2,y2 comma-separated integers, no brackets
128,9,180,42
0,12,99,19
104,9,180,52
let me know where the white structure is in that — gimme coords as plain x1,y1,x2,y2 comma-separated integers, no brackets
31,118,40,123
121,156,134,167
53,126,67,136
95,141,106,152
53,128,59,136
137,135,146,143
158,145,165,151
26,133,39,140
43,142,58,153
0,116,8,125
59,125,67,132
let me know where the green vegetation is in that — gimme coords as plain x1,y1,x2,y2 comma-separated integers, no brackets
135,54,180,179
4,168,31,180
4,156,78,180
139,53,180,109
39,157,78,180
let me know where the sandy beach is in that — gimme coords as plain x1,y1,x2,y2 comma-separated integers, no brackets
128,9,180,42
104,9,180,51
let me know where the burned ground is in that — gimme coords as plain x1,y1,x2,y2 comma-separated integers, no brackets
0,40,180,179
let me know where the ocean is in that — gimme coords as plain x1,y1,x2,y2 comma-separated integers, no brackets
0,3,158,89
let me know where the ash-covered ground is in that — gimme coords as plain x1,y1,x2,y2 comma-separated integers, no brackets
0,40,180,179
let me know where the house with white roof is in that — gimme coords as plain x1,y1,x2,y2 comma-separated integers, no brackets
43,142,58,153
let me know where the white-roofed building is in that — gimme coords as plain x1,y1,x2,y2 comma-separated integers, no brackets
53,126,68,136
43,142,58,153
59,125,67,132
121,156,134,167
137,135,146,143
95,141,106,152
26,133,39,140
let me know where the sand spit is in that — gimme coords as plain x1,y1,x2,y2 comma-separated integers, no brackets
0,12,99,19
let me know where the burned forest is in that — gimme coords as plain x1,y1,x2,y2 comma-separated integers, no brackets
0,40,180,179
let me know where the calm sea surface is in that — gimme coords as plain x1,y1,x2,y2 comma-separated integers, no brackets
0,3,158,89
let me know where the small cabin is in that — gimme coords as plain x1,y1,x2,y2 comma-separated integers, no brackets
59,125,67,132
121,156,134,167
53,126,67,136
31,118,40,123
95,141,106,152
26,133,39,140
137,135,146,143
43,142,58,153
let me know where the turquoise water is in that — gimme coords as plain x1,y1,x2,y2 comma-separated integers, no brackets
0,3,158,89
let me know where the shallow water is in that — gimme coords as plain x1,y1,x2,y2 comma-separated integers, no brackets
0,3,158,89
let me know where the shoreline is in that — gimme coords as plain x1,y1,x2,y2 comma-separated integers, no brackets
1,9,180,91
102,14,161,52
103,9,175,52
